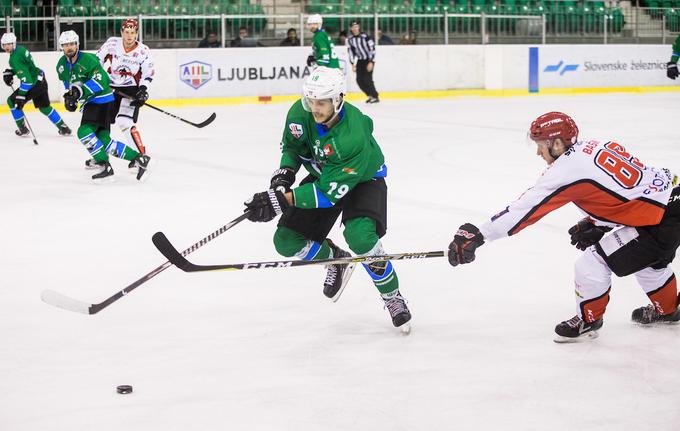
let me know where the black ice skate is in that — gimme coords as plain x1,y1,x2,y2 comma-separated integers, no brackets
631,303,680,325
58,124,72,136
323,239,356,302
84,158,100,170
91,161,114,182
15,124,29,136
366,97,380,104
554,315,603,343
134,154,151,181
383,291,411,333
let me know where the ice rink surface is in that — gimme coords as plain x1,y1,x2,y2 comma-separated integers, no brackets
2,92,680,431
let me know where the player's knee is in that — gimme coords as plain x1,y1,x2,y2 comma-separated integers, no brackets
117,115,134,131
7,96,14,108
343,217,379,255
574,248,609,284
273,226,307,257
77,125,95,139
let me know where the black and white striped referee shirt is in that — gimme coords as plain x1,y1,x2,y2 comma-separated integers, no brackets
347,32,376,64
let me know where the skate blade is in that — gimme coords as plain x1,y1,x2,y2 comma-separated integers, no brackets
330,264,356,303
136,159,156,183
92,176,115,185
553,330,599,344
399,323,411,335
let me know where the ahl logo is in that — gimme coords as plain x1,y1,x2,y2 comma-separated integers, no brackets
544,60,579,76
289,123,303,138
179,61,212,90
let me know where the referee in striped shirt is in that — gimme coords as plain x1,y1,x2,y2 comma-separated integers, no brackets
348,21,379,103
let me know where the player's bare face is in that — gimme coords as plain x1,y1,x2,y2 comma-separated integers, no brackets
62,43,78,60
308,98,335,123
122,28,138,49
2,43,13,54
307,24,319,33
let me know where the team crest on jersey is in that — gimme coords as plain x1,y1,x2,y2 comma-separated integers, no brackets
323,144,334,156
58,65,64,73
179,61,212,90
289,123,303,138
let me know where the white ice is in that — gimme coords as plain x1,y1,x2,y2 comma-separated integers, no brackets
2,92,680,431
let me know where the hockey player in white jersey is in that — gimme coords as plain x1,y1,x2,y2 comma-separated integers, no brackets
447,112,680,342
93,18,154,169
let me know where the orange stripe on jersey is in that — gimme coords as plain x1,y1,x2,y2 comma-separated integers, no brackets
509,180,666,236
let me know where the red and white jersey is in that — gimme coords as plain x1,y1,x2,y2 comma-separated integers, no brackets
96,37,154,88
480,140,675,242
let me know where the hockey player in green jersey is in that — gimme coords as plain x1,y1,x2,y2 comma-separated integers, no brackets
667,34,680,80
2,32,71,137
56,30,151,182
244,67,411,331
305,14,340,69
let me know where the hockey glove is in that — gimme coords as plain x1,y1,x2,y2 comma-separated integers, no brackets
13,94,26,110
3,69,14,87
63,87,81,112
668,62,679,80
448,223,485,267
131,85,149,106
306,55,316,67
269,167,296,193
244,189,289,223
568,218,612,251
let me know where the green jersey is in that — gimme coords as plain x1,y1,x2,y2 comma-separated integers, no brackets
56,51,114,105
9,45,43,96
280,100,386,209
312,29,340,68
672,34,680,63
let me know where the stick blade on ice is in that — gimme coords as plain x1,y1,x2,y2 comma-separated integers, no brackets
41,289,91,314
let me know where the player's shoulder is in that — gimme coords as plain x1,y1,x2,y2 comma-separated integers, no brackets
284,100,312,141
343,102,373,128
286,99,307,117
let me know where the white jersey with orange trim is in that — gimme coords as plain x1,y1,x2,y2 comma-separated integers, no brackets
480,140,675,242
96,37,154,88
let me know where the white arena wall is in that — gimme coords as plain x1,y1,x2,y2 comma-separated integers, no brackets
19,44,676,104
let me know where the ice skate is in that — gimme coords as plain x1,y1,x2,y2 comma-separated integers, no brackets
84,158,100,170
631,303,680,325
553,315,603,343
134,154,151,181
383,291,411,334
58,124,72,136
366,96,380,104
91,161,114,183
323,239,355,302
15,124,29,136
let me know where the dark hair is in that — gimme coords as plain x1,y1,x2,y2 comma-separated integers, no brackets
206,28,217,36
339,31,347,37
287,28,296,34
239,26,247,32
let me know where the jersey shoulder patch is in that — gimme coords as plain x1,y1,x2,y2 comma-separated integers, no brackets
288,122,304,139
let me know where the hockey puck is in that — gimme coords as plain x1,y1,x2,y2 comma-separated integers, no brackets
116,385,133,394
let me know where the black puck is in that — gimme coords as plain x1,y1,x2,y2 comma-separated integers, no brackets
116,385,133,394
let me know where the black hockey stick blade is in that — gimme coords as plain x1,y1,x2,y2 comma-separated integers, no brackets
152,231,445,273
152,232,196,271
192,112,216,128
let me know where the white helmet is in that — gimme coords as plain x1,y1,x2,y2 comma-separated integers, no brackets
306,14,323,26
1,32,16,47
58,30,80,47
302,66,346,116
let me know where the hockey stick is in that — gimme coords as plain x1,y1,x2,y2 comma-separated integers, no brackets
10,83,39,145
152,231,445,273
114,90,216,128
40,212,251,315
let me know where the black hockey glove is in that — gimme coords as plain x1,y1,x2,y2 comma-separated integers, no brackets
306,55,316,67
668,62,679,80
269,167,296,193
13,94,26,110
3,69,14,87
568,218,612,251
244,189,289,223
63,87,81,112
448,223,485,267
131,85,149,106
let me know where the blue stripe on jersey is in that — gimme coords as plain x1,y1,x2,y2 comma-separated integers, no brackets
301,241,323,261
315,184,333,208
375,164,387,178
362,261,394,282
105,139,128,158
315,108,345,137
89,93,115,104
84,78,104,94
62,81,69,90
19,82,33,92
